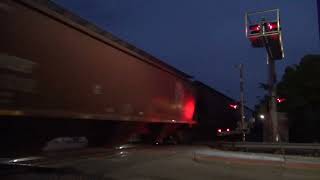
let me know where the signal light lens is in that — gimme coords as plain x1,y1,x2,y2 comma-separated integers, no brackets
267,22,278,31
229,104,238,109
250,25,261,31
276,97,286,103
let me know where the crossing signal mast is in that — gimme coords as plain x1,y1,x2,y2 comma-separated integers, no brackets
245,9,285,142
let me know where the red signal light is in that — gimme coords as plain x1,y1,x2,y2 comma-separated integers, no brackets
276,97,286,103
229,104,238,110
217,129,222,133
268,24,273,30
226,128,230,132
249,24,261,34
250,25,261,31
267,22,278,31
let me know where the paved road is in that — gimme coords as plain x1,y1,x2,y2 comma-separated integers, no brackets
2,145,320,180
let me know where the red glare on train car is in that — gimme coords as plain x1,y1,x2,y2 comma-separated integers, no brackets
183,99,195,120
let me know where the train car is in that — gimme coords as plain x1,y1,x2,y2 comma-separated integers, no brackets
0,0,196,152
0,0,254,153
191,81,241,142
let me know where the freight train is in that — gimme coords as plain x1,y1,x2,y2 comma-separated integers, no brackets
0,0,252,153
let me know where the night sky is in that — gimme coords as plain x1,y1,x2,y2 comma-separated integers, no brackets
54,0,320,108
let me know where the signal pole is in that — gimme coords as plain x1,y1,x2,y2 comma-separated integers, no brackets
262,21,279,142
267,56,279,142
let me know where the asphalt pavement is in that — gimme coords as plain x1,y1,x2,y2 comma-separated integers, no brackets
2,145,320,180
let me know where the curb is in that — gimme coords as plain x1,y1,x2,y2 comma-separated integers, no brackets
194,150,320,170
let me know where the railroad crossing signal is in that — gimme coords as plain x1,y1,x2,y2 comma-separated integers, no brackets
245,9,284,60
245,9,285,142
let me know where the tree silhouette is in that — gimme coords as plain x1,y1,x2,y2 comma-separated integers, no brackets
255,55,320,142
276,55,320,142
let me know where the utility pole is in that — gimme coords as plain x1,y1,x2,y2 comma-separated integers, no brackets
237,64,246,142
